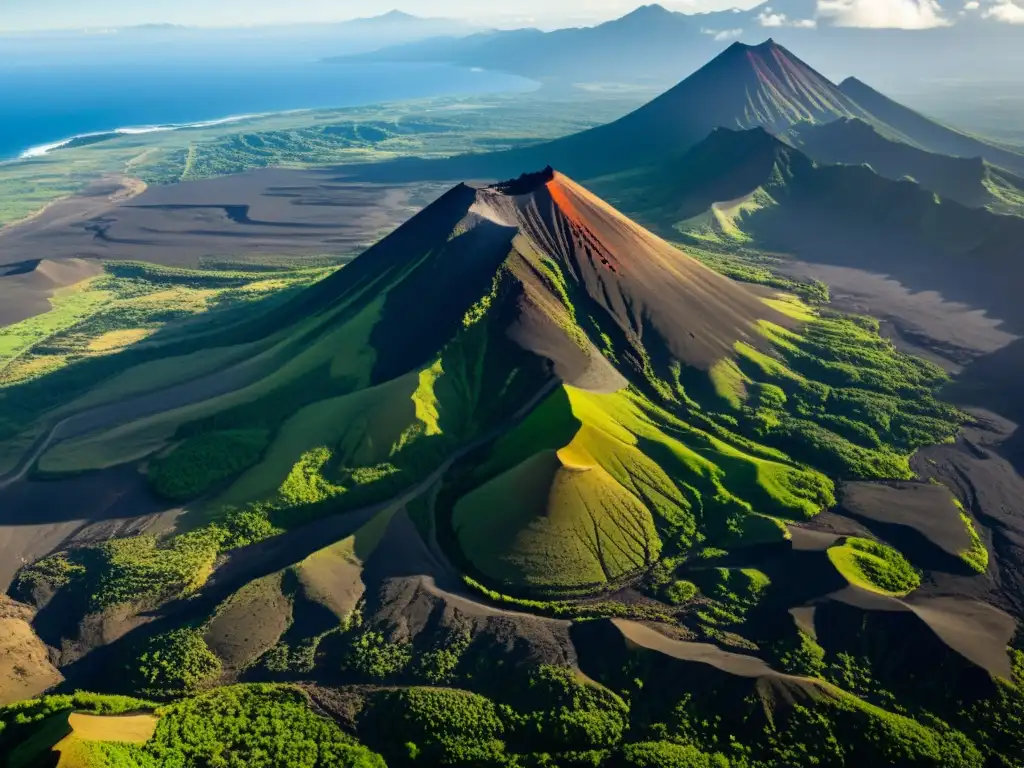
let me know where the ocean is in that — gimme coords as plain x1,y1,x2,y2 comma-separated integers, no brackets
0,49,536,160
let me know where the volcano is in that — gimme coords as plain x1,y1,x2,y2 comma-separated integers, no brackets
34,169,834,597
352,39,875,183
2,164,1012,765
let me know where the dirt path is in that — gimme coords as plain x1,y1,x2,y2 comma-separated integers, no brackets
0,418,72,490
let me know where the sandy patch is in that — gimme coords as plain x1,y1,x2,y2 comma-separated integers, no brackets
0,598,63,705
65,712,157,743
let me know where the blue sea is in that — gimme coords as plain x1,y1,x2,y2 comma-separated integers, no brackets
0,39,536,160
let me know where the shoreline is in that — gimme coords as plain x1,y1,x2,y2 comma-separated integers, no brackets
4,65,541,164
14,112,277,161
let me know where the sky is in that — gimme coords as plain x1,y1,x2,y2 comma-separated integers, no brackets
0,0,764,31
1,0,1022,30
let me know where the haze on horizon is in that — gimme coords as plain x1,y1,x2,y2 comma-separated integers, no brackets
0,0,764,32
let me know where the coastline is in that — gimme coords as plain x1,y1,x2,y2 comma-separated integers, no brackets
15,113,276,161
3,62,540,164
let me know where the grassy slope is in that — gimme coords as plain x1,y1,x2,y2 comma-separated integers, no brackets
826,537,922,597
453,383,830,594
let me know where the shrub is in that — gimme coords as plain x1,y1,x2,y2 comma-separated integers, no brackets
150,685,384,767
619,741,730,767
664,580,698,606
345,631,412,680
149,429,269,501
132,628,221,696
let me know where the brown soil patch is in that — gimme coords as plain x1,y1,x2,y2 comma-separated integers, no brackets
204,572,292,671
0,597,63,705
537,171,791,370
362,509,575,666
903,595,1017,680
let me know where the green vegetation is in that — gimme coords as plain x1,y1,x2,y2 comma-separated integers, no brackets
152,685,382,767
344,631,414,680
827,537,921,596
0,260,328,452
773,630,827,678
0,279,111,374
692,568,772,626
357,664,631,766
463,575,676,622
953,500,990,574
132,628,222,696
736,310,962,481
621,741,729,767
663,580,698,606
19,529,223,611
452,384,831,595
148,429,270,500
89,529,224,608
367,688,509,766
13,552,86,596
2,686,385,767
0,693,157,768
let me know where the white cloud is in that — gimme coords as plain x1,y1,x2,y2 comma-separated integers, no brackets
758,10,788,25
815,0,951,28
983,1,1024,22
701,25,745,38
757,8,818,26
963,1,980,8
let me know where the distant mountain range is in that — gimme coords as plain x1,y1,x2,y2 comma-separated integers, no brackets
9,11,486,53
344,3,1024,90
345,38,1024,203
339,5,713,84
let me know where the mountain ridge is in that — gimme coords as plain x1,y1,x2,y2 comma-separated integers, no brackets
791,117,1024,213
838,77,1024,175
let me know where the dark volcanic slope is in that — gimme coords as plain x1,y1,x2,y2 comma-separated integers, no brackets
481,169,782,370
347,40,871,183
791,118,1024,211
839,77,1024,176
0,169,435,268
597,127,1024,334
0,258,103,327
